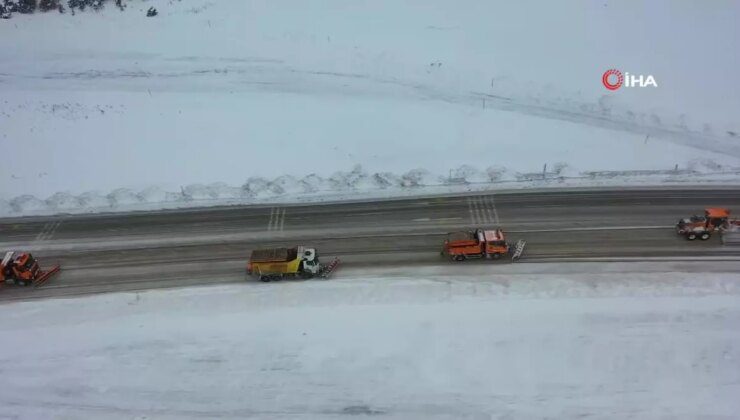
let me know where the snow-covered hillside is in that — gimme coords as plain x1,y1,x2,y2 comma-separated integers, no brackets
2,269,740,418
1,1,739,216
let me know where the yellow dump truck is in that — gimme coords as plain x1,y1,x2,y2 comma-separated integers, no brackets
246,246,339,282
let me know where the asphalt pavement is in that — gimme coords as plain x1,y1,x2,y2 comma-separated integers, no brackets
1,187,739,300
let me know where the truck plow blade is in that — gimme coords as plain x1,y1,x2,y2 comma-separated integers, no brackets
511,240,526,261
34,264,60,287
320,258,340,278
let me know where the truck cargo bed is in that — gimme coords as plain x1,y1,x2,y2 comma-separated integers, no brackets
250,247,298,263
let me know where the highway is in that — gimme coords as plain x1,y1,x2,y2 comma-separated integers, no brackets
1,187,740,300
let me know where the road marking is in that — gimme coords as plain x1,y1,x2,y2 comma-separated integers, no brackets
488,195,500,225
467,197,477,225
34,223,50,241
472,197,482,225
35,220,62,242
268,207,286,231
481,195,495,225
478,196,488,225
267,208,276,231
468,196,500,226
474,197,482,224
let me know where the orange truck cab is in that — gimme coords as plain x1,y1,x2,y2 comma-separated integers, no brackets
1,251,41,286
442,228,514,261
676,208,733,240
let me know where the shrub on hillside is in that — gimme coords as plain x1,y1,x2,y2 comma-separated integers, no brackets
1,0,136,18
67,0,132,12
3,0,37,14
67,0,103,11
39,0,59,11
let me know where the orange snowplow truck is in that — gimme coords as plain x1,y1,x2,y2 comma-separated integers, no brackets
1,251,60,287
441,228,526,262
676,208,738,240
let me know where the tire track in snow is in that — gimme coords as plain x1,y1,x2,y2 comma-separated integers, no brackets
6,58,737,158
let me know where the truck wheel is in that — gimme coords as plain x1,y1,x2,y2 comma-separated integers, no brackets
260,276,271,282
17,280,27,286
700,232,711,240
687,233,697,241
453,255,466,262
491,253,501,260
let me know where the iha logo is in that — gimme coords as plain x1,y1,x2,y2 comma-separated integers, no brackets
602,69,657,90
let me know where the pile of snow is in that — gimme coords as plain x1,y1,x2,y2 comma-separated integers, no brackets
2,163,740,217
328,165,385,191
78,191,110,208
447,164,489,183
137,186,176,203
106,188,140,206
1,272,739,418
0,199,11,215
181,183,242,201
44,192,82,211
270,175,306,195
400,168,439,187
7,195,46,213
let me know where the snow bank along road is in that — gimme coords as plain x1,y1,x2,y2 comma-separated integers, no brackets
1,187,739,301
3,273,740,419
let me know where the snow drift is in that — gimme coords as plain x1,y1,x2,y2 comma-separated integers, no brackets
1,270,739,419
3,163,740,217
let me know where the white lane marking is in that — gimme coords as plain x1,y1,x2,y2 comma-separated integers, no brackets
267,207,275,231
267,207,286,231
488,195,500,225
472,196,481,225
467,197,477,225
475,196,487,225
34,223,52,241
470,195,497,226
35,220,62,242
481,195,496,226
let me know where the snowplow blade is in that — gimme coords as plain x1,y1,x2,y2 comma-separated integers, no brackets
511,240,526,261
320,258,340,279
34,264,60,287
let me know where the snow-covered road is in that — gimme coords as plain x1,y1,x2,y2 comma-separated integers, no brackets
2,270,739,419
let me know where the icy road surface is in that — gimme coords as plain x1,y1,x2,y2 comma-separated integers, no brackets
1,271,739,419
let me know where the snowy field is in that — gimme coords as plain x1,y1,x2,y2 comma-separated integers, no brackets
1,0,740,217
2,267,740,419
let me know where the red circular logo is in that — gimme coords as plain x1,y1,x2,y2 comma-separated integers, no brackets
602,69,623,90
